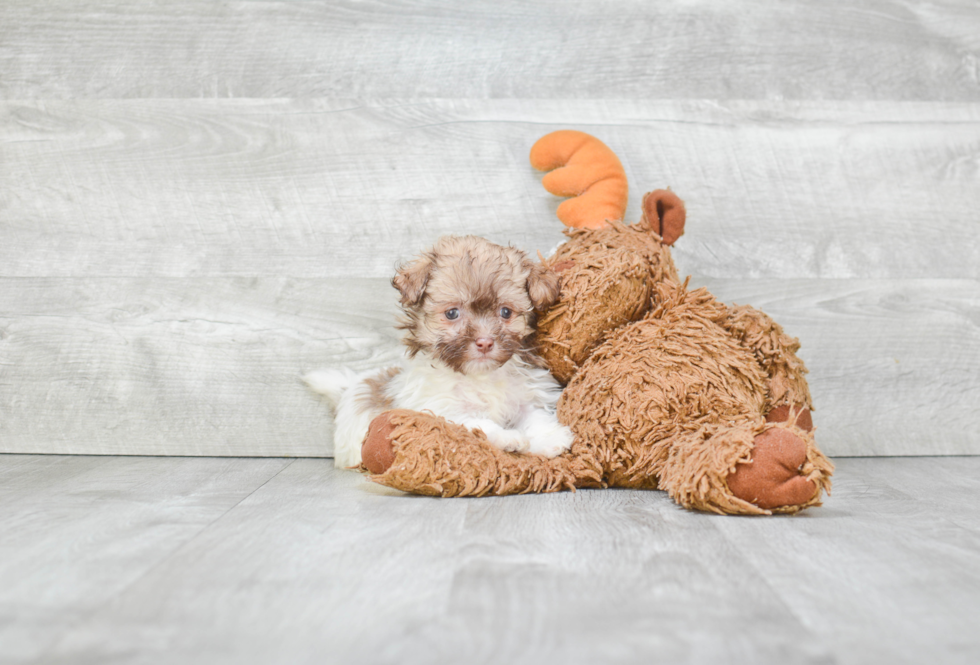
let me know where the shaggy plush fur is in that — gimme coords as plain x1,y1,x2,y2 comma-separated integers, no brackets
535,218,680,382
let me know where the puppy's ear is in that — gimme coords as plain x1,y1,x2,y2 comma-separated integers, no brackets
526,262,560,312
392,254,433,306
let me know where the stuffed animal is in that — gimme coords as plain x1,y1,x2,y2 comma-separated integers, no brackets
357,131,833,515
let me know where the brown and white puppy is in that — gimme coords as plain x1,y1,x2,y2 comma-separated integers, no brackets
306,235,574,468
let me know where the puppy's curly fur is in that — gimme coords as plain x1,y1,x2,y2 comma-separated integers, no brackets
306,235,573,468
394,235,559,372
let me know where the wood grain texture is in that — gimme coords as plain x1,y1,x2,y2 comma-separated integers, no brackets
2,454,978,664
0,277,402,456
703,278,980,456
714,457,980,665
0,455,292,663
2,276,976,457
2,1,978,458
2,0,979,101
3,99,978,280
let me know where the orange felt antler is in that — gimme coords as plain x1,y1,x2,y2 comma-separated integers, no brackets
530,130,628,230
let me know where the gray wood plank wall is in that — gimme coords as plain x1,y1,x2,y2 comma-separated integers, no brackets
1,1,978,457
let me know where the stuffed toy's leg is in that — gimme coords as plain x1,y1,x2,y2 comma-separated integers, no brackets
361,408,832,514
561,290,833,515
714,304,834,510
656,419,833,515
721,304,813,417
361,410,603,497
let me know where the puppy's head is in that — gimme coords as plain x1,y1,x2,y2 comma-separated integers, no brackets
393,235,560,374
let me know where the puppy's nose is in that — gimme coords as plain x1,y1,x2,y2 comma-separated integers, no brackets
475,337,495,354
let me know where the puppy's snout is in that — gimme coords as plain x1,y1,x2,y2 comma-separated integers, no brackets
475,337,495,354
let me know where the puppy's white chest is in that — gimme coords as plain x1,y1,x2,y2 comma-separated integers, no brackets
453,375,523,423
390,358,533,428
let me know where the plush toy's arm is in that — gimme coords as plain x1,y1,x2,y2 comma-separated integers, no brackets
361,410,603,497
530,130,628,230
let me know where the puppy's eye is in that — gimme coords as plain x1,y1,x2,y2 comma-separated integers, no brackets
445,308,460,321
500,307,512,320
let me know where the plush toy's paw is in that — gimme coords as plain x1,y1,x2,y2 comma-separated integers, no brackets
726,427,818,510
361,412,398,475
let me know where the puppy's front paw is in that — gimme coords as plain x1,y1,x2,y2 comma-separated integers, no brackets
488,429,531,454
466,420,531,454
526,422,575,459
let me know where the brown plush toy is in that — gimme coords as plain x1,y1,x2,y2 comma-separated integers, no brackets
359,131,833,515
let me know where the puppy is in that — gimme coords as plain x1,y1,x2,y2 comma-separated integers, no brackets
306,235,575,469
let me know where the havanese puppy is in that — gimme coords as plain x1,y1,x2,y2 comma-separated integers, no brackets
306,235,575,469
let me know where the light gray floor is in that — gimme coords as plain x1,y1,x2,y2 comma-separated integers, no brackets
2,454,979,665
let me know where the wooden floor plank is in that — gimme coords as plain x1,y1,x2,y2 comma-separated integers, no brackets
832,457,980,530
0,455,292,663
715,457,980,665
0,455,112,500
410,492,821,664
36,459,469,665
2,455,977,664
2,0,978,101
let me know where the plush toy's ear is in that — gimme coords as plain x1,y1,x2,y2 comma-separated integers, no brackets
641,189,686,245
526,262,561,312
530,130,628,230
392,254,433,306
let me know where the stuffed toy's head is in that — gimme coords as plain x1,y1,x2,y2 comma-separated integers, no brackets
530,131,689,383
